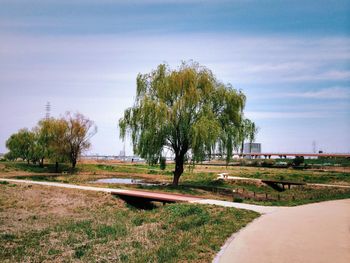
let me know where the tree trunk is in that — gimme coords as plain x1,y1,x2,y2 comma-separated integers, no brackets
173,154,184,186
240,141,244,158
39,157,44,168
249,143,253,159
55,162,59,173
172,173,181,186
72,159,77,169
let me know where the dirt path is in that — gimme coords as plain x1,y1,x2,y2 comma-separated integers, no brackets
216,198,350,263
0,178,277,213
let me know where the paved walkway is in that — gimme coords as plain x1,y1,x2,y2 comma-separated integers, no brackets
191,199,281,214
0,178,276,213
216,198,350,263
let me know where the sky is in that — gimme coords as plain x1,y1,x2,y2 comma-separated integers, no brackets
0,0,349,155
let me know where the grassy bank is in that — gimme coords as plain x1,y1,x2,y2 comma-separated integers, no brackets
0,183,258,262
191,165,350,185
2,160,350,185
1,161,350,207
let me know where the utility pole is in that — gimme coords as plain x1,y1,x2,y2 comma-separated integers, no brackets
45,102,51,119
312,140,317,153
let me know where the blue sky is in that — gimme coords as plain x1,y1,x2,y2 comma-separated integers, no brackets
0,0,349,155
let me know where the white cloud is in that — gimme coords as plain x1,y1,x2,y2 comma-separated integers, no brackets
245,111,330,120
285,87,350,99
1,33,350,88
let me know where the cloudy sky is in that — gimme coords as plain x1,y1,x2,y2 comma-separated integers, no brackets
0,0,349,155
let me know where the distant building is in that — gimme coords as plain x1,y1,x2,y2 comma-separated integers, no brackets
243,143,262,154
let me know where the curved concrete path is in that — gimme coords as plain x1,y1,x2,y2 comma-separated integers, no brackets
216,199,350,263
191,199,281,214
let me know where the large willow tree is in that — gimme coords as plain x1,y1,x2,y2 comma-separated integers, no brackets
119,62,247,185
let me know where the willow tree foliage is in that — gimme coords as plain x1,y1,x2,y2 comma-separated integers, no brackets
239,118,259,154
34,118,56,167
119,62,252,185
36,117,71,171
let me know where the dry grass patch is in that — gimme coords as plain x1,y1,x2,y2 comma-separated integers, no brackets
0,183,258,262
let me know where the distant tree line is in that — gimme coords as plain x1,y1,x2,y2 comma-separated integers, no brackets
5,112,97,171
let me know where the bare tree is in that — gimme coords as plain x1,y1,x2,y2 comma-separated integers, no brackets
62,112,97,169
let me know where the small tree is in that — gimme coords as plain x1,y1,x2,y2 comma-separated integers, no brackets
34,118,54,167
119,62,247,185
5,128,36,164
46,118,70,172
61,112,97,169
159,157,166,170
293,156,304,166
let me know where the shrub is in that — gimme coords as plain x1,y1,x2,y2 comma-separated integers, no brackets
278,175,285,180
243,159,260,166
233,197,244,203
4,152,16,161
293,156,304,166
159,157,166,170
261,159,275,167
275,161,289,168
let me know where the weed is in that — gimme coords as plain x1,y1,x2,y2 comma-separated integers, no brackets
74,243,91,258
132,216,145,226
1,233,16,241
48,248,60,255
